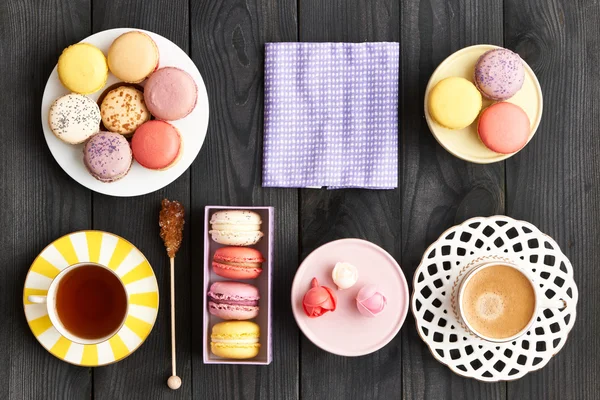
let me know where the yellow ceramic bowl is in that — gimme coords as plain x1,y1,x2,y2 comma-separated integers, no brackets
424,45,543,164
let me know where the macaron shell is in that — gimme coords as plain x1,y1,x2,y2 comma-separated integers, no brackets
210,210,262,225
131,120,182,170
212,261,263,280
83,131,133,182
475,48,525,101
208,302,259,320
210,343,260,359
144,67,198,120
100,86,150,135
107,31,159,83
428,77,482,129
209,230,263,246
57,43,108,94
48,94,101,144
478,102,530,154
213,246,265,264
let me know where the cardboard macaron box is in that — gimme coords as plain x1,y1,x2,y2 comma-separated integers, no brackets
203,206,273,365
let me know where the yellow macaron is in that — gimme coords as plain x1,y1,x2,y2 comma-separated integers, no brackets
57,43,108,95
429,77,482,130
108,31,159,83
210,321,260,359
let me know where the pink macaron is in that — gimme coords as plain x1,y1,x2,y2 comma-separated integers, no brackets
143,67,197,121
207,281,260,320
131,120,182,170
478,102,530,154
212,247,264,280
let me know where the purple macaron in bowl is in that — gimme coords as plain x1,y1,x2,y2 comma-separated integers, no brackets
474,48,525,101
83,131,133,182
208,281,260,320
144,66,198,121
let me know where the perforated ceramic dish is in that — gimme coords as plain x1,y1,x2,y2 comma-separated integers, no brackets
412,216,577,381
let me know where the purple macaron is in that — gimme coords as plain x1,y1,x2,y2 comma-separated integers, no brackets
474,48,525,101
83,131,132,182
207,281,260,320
144,67,198,121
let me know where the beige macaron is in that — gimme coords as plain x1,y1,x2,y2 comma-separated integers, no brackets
100,86,151,135
107,31,159,83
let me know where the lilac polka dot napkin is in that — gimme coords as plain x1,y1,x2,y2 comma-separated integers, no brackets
263,42,399,189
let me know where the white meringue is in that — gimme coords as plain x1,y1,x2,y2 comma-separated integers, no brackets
331,262,359,290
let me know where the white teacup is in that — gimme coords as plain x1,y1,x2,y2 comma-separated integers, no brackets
454,260,566,343
28,262,128,345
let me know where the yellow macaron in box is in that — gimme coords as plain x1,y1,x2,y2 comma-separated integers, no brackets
210,321,261,360
57,43,108,95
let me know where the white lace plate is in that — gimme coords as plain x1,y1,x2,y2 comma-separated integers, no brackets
411,216,578,381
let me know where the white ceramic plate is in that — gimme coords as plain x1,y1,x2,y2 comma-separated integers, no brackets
291,239,409,357
40,28,209,197
424,45,543,164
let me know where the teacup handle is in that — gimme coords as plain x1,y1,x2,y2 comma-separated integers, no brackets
539,298,566,310
28,295,47,304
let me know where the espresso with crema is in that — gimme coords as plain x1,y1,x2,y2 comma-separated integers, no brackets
461,265,536,339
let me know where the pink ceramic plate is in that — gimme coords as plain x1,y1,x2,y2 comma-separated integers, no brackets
291,239,409,356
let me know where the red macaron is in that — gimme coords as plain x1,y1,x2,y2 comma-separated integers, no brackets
477,102,530,154
212,247,264,280
131,120,182,170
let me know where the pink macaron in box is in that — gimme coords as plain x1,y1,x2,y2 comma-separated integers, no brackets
203,206,273,365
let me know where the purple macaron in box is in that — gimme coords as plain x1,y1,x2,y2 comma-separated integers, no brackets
203,206,274,365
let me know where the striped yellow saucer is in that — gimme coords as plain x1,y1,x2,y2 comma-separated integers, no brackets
23,231,159,366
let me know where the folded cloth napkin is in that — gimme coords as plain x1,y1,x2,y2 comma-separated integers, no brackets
263,42,399,189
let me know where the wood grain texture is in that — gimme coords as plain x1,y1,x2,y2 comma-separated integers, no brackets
505,1,600,399
189,0,299,399
400,0,505,398
91,1,192,399
0,0,92,399
297,1,402,399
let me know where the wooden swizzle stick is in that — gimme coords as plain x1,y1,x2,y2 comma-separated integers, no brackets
159,199,185,390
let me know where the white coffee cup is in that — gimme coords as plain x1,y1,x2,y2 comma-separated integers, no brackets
28,262,128,345
454,260,566,343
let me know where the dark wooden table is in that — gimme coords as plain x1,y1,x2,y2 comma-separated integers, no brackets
1,0,598,399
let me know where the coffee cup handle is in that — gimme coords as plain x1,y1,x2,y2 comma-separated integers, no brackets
539,298,566,310
28,295,47,304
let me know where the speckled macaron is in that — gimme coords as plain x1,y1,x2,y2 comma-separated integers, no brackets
48,94,101,144
83,131,133,182
209,210,264,246
100,86,150,135
474,48,525,101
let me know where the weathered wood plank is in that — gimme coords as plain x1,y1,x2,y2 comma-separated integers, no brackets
0,0,92,399
91,0,192,398
400,0,506,398
297,1,403,399
189,0,299,399
505,0,600,398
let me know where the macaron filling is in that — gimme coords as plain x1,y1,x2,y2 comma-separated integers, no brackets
207,293,259,307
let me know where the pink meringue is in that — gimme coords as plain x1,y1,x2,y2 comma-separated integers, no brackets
356,284,387,317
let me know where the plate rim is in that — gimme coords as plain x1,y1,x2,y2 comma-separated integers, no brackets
40,27,210,197
424,44,544,164
291,238,409,357
22,230,159,367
